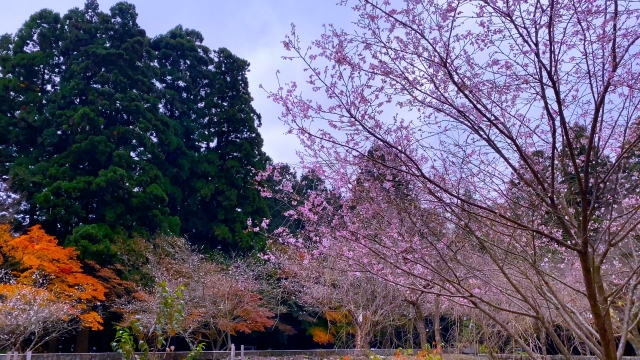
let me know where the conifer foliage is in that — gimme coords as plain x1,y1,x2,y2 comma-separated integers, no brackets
0,1,268,259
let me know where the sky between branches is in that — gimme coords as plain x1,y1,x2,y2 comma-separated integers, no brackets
0,0,354,164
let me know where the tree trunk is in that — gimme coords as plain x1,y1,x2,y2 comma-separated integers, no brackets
579,253,617,360
544,321,572,360
412,301,428,350
354,325,371,350
74,327,90,353
215,336,224,351
539,325,547,356
434,295,442,351
47,337,58,353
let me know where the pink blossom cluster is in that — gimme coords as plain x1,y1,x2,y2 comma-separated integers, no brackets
259,0,640,358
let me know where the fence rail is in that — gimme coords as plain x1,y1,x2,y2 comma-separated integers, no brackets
3,350,640,360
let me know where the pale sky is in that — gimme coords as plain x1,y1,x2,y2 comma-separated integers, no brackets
0,0,355,164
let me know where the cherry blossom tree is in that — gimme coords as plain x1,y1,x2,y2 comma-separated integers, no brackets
0,271,77,353
270,245,408,349
264,0,640,357
262,152,615,356
118,235,274,352
259,156,466,350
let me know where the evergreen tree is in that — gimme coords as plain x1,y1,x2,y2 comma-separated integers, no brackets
0,1,271,259
193,48,268,252
152,29,269,252
0,8,63,211
0,2,179,261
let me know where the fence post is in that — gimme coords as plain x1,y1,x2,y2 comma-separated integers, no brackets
26,352,32,360
231,344,235,360
241,345,245,360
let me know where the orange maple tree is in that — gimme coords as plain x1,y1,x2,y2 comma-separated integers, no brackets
0,225,107,330
309,326,334,345
308,310,355,346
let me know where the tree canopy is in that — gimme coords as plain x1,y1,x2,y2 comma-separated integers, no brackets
0,1,268,261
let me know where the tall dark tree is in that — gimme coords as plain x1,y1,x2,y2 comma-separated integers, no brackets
1,2,180,261
197,48,269,251
0,1,271,259
0,9,63,220
151,28,269,252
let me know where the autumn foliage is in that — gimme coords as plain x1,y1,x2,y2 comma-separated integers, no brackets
0,225,106,330
309,326,334,345
116,235,275,351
